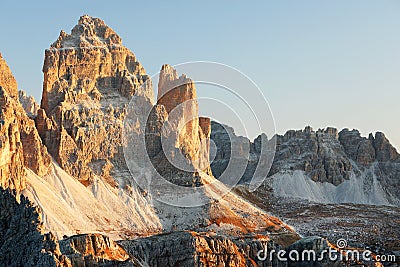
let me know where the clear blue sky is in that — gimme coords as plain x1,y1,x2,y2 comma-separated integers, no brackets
0,1,399,150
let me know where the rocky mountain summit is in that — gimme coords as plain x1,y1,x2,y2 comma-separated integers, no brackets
37,14,152,187
0,15,396,267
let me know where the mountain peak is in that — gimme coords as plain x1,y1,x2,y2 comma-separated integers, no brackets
51,15,122,49
0,53,18,97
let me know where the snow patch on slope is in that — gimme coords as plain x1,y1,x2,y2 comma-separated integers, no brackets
272,170,392,206
22,163,162,240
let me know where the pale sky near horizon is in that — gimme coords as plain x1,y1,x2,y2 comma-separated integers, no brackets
0,1,399,150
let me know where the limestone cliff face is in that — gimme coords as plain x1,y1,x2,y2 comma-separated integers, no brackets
0,56,51,192
153,64,211,174
119,231,285,267
211,122,400,204
339,129,400,203
19,90,40,118
59,234,136,266
37,15,153,186
0,53,18,97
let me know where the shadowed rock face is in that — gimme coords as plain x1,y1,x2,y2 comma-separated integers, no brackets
0,188,72,267
270,126,353,185
211,123,400,204
0,53,18,97
0,188,140,267
0,56,51,192
37,15,153,186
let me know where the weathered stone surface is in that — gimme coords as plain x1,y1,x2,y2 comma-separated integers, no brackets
155,64,211,174
211,123,353,186
38,15,153,186
211,123,400,205
338,129,400,203
59,234,136,266
338,129,376,166
271,127,353,185
0,89,26,191
0,56,51,192
0,188,72,267
120,231,287,267
372,132,400,162
19,90,40,118
0,52,18,97
210,121,269,186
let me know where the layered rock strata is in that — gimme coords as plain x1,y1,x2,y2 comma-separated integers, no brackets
59,234,136,266
37,15,153,186
0,55,51,192
211,123,400,204
149,64,212,178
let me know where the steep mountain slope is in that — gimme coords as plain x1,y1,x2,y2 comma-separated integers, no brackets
23,164,161,240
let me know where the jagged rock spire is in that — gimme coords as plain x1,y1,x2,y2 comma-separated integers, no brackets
0,53,18,97
39,15,153,186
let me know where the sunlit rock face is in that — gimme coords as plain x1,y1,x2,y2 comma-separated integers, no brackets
59,233,134,266
154,64,211,175
38,15,153,186
0,53,18,97
1,16,306,267
0,55,51,192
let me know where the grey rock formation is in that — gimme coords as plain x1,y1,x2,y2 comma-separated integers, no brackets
211,123,353,186
339,129,400,203
0,188,71,267
270,126,353,185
